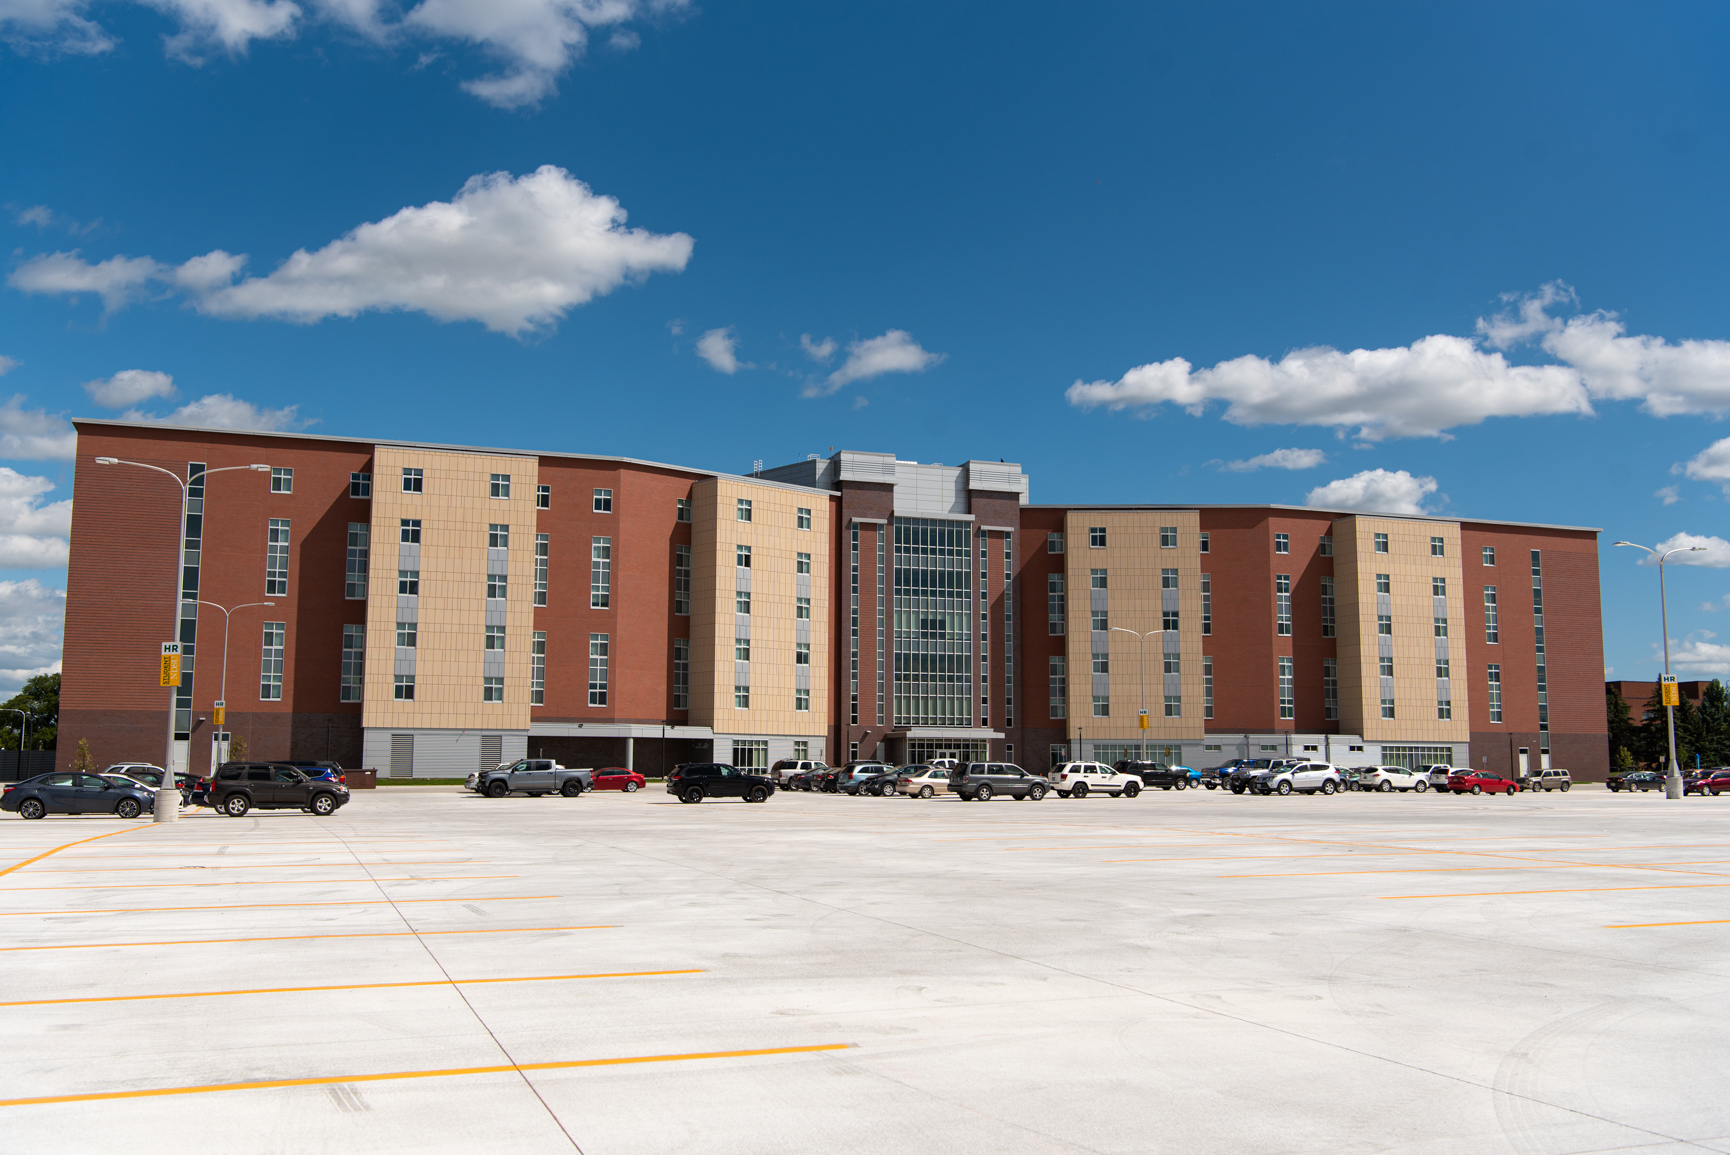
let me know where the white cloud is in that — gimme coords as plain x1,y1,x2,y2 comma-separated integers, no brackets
851,395,868,410
147,0,302,63
120,392,308,432
1305,469,1438,516
695,327,742,374
1655,485,1681,505
1640,533,1730,568
0,579,65,697
0,465,72,569
1700,595,1730,613
1679,436,1730,496
84,368,177,408
800,333,836,362
807,330,943,397
1222,447,1326,472
1669,636,1730,677
0,396,75,460
0,0,115,54
10,166,693,337
15,205,54,227
608,28,637,51
0,355,16,375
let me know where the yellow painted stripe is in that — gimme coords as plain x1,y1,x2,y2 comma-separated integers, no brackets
0,895,557,916
1223,861,1730,878
0,969,702,1007
20,861,480,872
0,875,517,891
0,1044,853,1108
1381,882,1730,900
0,925,611,953
1605,917,1730,929
0,828,144,878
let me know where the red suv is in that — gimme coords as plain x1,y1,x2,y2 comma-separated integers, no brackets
1692,770,1730,797
1445,770,1520,796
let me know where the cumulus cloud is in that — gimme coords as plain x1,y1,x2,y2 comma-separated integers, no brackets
1668,635,1730,677
695,327,744,374
84,368,177,408
0,579,64,696
0,396,75,460
120,392,308,432
10,166,693,336
1639,533,1730,568
0,356,16,375
805,330,943,397
800,334,836,362
1305,469,1438,516
1069,281,1730,440
1222,447,1326,472
1655,485,1681,505
1679,436,1730,496
0,0,115,54
0,467,72,568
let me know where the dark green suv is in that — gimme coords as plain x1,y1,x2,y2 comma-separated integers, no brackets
948,762,1048,802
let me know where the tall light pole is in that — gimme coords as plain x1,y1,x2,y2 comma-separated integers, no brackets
1613,541,1707,799
195,599,274,767
94,457,271,822
1111,627,1162,761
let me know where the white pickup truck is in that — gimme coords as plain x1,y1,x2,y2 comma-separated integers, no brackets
467,759,593,798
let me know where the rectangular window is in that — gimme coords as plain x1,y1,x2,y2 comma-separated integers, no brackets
485,624,505,651
736,590,751,614
1278,656,1294,719
1484,586,1498,643
1374,532,1389,553
1434,616,1448,638
793,740,809,760
1431,536,1445,557
396,620,416,648
797,507,812,530
795,642,810,665
1380,655,1395,677
393,674,415,700
1274,532,1289,554
536,484,550,509
1159,526,1177,548
1319,534,1332,556
1431,576,1446,597
1487,664,1503,722
340,624,364,702
1161,567,1178,589
1376,572,1391,594
1089,526,1106,547
734,684,750,709
1438,699,1452,720
1320,575,1335,637
1047,532,1064,554
1203,656,1214,720
1275,574,1292,636
736,498,752,522
270,466,293,493
672,638,689,709
1323,657,1338,721
1164,694,1181,717
1163,654,1181,675
349,472,371,498
401,467,423,493
487,574,507,600
1090,567,1108,589
1048,572,1066,635
735,638,751,662
490,474,511,499
531,631,546,705
400,518,421,544
534,534,548,606
591,537,611,608
1092,650,1109,675
593,487,612,513
398,570,419,596
738,545,754,570
676,497,691,522
1381,697,1396,719
1162,609,1179,631
1092,694,1110,717
1483,546,1496,566
795,688,810,712
1199,532,1210,554
588,634,609,706
796,596,811,619
1091,608,1109,631
482,676,504,702
265,518,290,596
674,545,691,615
1435,656,1450,680
260,621,285,701
488,523,509,549
345,523,369,599
796,551,811,574
1201,573,1212,636
1049,655,1067,718
1377,613,1392,635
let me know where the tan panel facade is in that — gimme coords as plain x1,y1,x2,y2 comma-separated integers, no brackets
1062,510,1204,742
362,446,540,732
1334,515,1469,742
688,477,831,735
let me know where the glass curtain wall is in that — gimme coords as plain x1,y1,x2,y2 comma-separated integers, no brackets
892,518,974,726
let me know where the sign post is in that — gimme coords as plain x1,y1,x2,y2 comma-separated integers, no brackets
213,700,226,726
1137,710,1149,729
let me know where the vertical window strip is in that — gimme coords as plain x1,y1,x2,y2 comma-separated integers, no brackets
674,545,691,615
340,624,364,702
345,523,369,599
1531,550,1547,735
1048,572,1065,635
1049,655,1066,718
1487,664,1503,723
588,633,609,706
534,534,549,606
1003,532,1014,725
266,518,290,596
175,463,205,738
591,536,611,609
877,528,886,727
1201,573,1212,636
672,638,689,710
1484,585,1498,643
1203,656,1214,720
260,621,285,701
850,524,859,727
1320,575,1335,637
1275,574,1292,636
530,631,546,705
1323,657,1338,721
1277,656,1294,719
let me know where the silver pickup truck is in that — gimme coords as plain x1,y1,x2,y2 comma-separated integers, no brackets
467,759,593,798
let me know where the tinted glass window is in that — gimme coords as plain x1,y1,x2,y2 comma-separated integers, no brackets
43,774,74,786
274,769,302,784
76,775,107,789
247,770,272,782
219,768,244,780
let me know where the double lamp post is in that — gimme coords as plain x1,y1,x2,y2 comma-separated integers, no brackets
1614,540,1707,800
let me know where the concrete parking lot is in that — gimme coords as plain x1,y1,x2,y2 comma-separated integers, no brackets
1,785,1727,1155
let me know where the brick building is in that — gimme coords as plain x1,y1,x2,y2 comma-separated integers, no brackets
61,423,1610,781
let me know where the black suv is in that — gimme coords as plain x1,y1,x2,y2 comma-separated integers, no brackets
949,762,1047,802
666,763,775,804
200,762,350,817
1114,761,1190,790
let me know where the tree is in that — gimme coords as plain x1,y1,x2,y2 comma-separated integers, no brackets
70,737,94,772
1606,685,1636,771
1697,680,1730,768
229,734,248,761
0,673,58,750
1613,746,1635,774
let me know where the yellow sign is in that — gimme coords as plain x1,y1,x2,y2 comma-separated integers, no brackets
1138,711,1149,730
213,706,225,725
1661,678,1680,707
159,654,182,686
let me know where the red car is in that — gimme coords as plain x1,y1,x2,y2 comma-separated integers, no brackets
590,767,646,793
1692,770,1730,797
1445,771,1520,795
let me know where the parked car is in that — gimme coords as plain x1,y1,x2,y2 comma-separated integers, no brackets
288,760,347,785
1114,761,1188,791
1251,761,1342,796
1444,770,1519,796
1524,768,1572,793
1195,764,1232,790
1357,765,1430,793
926,758,961,771
855,769,903,796
1690,769,1730,796
949,762,1047,801
786,768,822,791
1608,770,1665,792
839,763,895,794
1422,765,1460,793
100,763,193,805
590,767,646,792
769,758,828,787
1224,760,1274,794
2,772,155,819
200,762,350,816
665,763,774,803
1051,762,1141,798
896,765,952,798
470,759,593,798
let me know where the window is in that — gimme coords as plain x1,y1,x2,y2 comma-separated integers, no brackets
1047,532,1064,554
1483,546,1496,566
394,674,415,701
674,545,691,615
1487,664,1503,722
1380,655,1395,677
265,518,290,596
677,498,691,523
260,622,285,700
340,624,364,702
1161,567,1178,589
1092,650,1109,675
1274,532,1289,554
735,684,750,709
796,551,811,574
1438,699,1452,720
1377,613,1391,635
1090,567,1108,589
1431,536,1445,557
402,467,423,493
1091,608,1109,631
396,620,416,648
795,688,810,712
1092,695,1110,717
1376,573,1391,594
1164,695,1181,717
1278,656,1294,719
735,638,751,662
485,625,505,651
398,570,419,596
400,518,421,545
1374,532,1389,553
1319,534,1332,556
1203,656,1214,719
1320,575,1335,638
1199,532,1210,554
1159,526,1177,548
1201,573,1212,636
270,466,293,493
1089,526,1106,548
1433,616,1448,638
588,634,609,706
345,523,369,599
349,472,371,498
490,474,511,499
590,537,611,608
727,543,748,570
797,507,812,530
1275,574,1292,636
591,487,611,512
482,676,503,702
531,632,546,705
1431,576,1446,597
1323,657,1338,721
735,590,752,615
1381,697,1396,719
796,596,811,619
672,638,689,709
487,574,507,600
489,523,509,549
795,642,810,665
1162,609,1179,631
1049,655,1066,718
536,484,550,509
534,534,548,606
1163,654,1180,675
1484,586,1498,643
1048,573,1066,635
1435,656,1450,680
736,498,752,522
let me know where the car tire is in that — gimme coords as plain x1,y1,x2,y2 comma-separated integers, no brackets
1321,780,1337,796
976,784,994,802
1415,780,1428,793
747,785,769,803
681,786,704,804
1072,782,1088,799
18,797,44,820
1124,781,1140,798
1230,785,1244,795
487,781,510,798
224,794,250,817
1470,785,1483,795
624,782,639,793
1560,782,1571,792
919,786,934,799
311,793,337,816
114,798,142,819
1175,779,1187,791
1206,783,1217,790
561,781,583,797
1379,780,1393,793
1028,784,1046,801
1276,781,1293,796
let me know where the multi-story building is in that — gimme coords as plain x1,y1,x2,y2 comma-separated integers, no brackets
62,422,1609,781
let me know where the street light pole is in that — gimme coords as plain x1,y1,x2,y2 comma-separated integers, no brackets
1613,541,1707,800
1111,627,1161,761
195,599,275,768
95,458,271,822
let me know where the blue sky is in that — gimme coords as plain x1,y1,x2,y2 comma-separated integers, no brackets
2,0,1729,695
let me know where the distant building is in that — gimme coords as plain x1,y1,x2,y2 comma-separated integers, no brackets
1606,680,1711,725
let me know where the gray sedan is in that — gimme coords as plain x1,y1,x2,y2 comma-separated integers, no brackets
2,772,156,819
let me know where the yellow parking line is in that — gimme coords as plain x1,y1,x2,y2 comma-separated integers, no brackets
0,1044,853,1108
0,925,611,952
1605,918,1730,929
0,969,703,1007
0,828,146,878
0,875,517,891
0,895,558,916
1381,883,1730,900
21,861,479,872
1223,860,1730,878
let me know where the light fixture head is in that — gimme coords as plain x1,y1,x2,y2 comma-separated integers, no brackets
1690,546,1709,551
94,456,118,465
250,464,271,472
1612,541,1634,547
264,602,275,606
